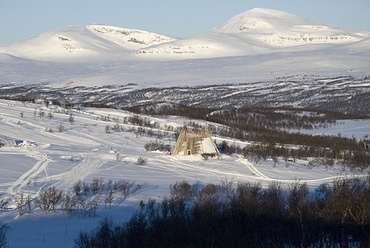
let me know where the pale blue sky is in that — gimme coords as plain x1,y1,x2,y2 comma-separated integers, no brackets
1,0,369,45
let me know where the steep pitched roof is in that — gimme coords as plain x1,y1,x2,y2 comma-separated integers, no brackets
172,128,219,156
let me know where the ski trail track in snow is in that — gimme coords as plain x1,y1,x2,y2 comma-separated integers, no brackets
152,156,266,182
6,154,50,195
156,155,366,186
237,159,271,180
237,158,366,185
49,154,104,190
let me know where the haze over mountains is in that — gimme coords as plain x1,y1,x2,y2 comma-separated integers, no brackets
0,8,369,114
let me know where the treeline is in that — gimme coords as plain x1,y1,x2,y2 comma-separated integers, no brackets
75,178,370,248
242,142,370,168
132,104,370,169
208,108,339,130
127,104,365,129
216,137,370,170
218,137,370,168
128,104,369,151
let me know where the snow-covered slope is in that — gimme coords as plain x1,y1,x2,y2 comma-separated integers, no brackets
0,8,369,93
135,8,368,57
213,8,364,45
1,8,368,61
0,26,118,61
0,25,175,61
0,99,368,247
87,25,175,50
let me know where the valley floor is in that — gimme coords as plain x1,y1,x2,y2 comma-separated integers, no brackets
0,99,368,247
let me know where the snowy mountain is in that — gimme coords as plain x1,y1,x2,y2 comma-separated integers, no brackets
87,25,175,50
1,8,368,61
0,25,175,61
213,8,363,45
0,8,369,114
135,8,368,57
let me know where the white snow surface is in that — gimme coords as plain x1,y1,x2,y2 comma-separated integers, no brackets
0,8,369,88
0,8,370,246
290,119,370,140
201,137,219,154
0,99,369,247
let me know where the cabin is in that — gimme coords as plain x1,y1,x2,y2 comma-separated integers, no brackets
172,128,219,157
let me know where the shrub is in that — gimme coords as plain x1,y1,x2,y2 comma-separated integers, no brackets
35,187,63,213
144,140,171,151
137,157,146,165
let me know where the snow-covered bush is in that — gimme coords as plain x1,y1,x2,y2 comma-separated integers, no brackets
136,157,146,165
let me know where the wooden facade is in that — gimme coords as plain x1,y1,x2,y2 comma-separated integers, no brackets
172,128,219,156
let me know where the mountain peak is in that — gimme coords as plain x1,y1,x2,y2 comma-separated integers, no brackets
0,8,366,62
213,8,309,34
0,25,176,61
211,8,361,46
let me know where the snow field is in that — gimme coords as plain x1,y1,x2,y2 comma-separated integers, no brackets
0,99,369,247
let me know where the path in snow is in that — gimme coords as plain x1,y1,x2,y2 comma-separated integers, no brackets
238,159,271,180
49,154,104,191
6,153,50,195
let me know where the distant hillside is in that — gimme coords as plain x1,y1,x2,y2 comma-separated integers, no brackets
0,25,174,61
135,8,368,57
0,8,368,61
0,8,369,115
